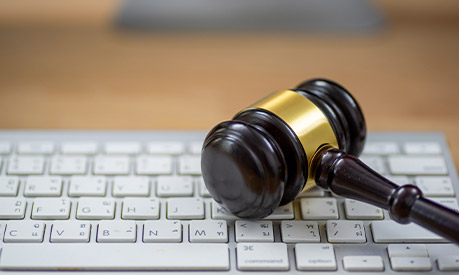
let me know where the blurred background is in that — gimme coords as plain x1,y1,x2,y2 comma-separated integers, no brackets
0,0,458,164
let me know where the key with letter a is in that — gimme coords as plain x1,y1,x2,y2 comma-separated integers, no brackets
51,222,91,243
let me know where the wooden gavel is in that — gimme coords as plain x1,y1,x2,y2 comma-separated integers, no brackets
201,78,459,243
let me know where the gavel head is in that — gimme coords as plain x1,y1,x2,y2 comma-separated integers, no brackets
201,79,366,218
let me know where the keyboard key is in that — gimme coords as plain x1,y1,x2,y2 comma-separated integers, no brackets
0,141,12,154
97,221,136,243
0,243,229,270
24,176,62,197
76,198,115,220
147,141,185,155
198,177,211,197
143,220,182,242
4,221,45,242
122,198,160,219
387,244,428,257
297,187,325,197
300,198,339,220
344,199,384,219
385,175,411,185
388,156,448,175
0,177,19,196
263,203,294,219
112,176,150,197
437,255,459,271
415,176,455,197
236,243,289,271
404,142,441,154
371,221,445,243
189,220,228,243
360,156,386,174
343,256,384,271
178,155,201,175
0,198,26,219
295,243,337,271
280,221,320,243
326,221,366,243
211,201,292,220
93,156,130,175
390,257,432,271
189,142,203,154
49,156,87,175
135,155,173,175
104,142,141,155
31,198,71,219
50,222,91,243
363,141,399,155
235,220,273,242
61,141,98,155
7,156,45,175
17,142,54,155
167,198,204,219
430,197,459,212
211,201,238,220
157,176,194,197
69,176,107,197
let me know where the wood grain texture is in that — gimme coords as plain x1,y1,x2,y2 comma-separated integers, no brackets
0,0,458,168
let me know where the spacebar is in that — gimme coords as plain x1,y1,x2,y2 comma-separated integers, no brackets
0,243,229,270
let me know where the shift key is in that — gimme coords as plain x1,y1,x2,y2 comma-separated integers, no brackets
388,156,448,175
371,221,445,243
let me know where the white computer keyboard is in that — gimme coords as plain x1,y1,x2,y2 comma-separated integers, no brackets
0,131,458,274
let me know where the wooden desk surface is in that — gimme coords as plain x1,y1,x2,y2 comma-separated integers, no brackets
0,0,458,168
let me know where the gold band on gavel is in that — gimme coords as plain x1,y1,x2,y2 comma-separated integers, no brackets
242,90,339,192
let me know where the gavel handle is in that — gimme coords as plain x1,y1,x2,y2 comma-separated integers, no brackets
314,148,459,243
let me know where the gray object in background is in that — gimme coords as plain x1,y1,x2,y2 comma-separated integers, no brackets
115,0,384,32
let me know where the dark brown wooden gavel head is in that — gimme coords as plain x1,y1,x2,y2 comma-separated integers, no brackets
201,79,366,218
201,78,459,243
